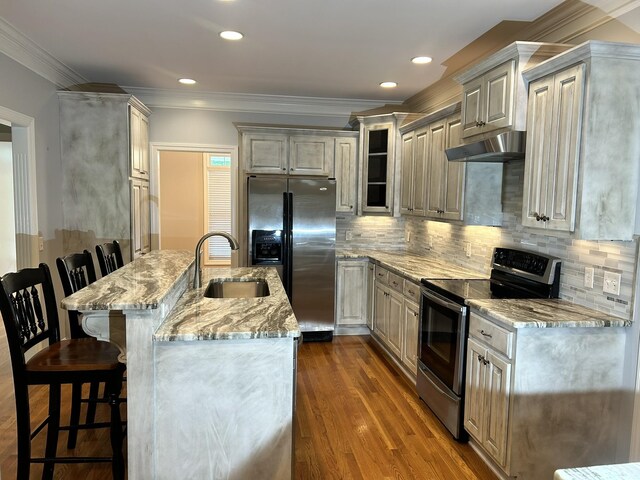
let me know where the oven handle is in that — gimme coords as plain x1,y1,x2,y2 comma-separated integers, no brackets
421,287,466,315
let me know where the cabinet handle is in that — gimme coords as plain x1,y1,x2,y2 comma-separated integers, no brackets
480,329,492,338
413,312,418,317
392,281,398,287
476,120,486,127
477,354,484,363
350,205,353,209
282,168,286,171
483,359,490,366
408,290,415,296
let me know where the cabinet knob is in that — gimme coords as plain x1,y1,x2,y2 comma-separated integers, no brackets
350,205,353,209
282,168,286,171
413,312,418,317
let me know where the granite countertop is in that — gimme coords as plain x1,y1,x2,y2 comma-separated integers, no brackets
338,249,487,283
554,462,640,479
154,266,299,342
60,250,194,311
468,298,631,328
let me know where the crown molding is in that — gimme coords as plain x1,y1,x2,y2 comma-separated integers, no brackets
0,17,87,87
123,86,400,117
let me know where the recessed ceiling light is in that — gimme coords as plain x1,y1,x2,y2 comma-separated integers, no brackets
220,30,244,40
178,78,197,85
412,56,433,64
380,82,397,88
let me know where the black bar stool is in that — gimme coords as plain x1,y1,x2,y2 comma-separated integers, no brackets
95,240,124,277
56,250,103,448
0,263,126,480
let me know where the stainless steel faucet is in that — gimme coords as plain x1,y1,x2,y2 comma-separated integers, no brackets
193,231,240,288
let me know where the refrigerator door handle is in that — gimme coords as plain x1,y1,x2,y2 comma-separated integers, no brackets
286,192,294,301
282,192,290,298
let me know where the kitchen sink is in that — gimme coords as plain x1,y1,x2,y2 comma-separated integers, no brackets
203,278,270,298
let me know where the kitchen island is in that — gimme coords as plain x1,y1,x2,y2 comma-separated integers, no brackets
60,250,300,480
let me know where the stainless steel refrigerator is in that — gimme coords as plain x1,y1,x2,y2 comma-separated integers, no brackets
248,176,336,340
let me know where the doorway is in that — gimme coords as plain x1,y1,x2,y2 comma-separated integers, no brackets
152,143,238,266
0,106,38,272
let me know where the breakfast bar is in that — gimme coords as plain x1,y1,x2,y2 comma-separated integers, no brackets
60,250,300,480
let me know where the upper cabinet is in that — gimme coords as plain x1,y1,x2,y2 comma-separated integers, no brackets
130,105,150,180
399,105,503,226
58,91,152,261
353,113,418,216
237,124,358,212
522,41,640,240
455,42,572,141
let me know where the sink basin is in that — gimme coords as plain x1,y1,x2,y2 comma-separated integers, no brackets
203,278,270,298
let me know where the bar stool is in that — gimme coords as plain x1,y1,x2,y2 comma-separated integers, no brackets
0,263,125,480
95,240,124,277
56,250,102,448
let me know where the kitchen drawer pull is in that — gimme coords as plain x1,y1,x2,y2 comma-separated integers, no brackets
408,289,415,296
480,329,493,338
392,281,398,286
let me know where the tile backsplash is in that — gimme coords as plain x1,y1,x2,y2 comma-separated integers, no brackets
338,162,638,321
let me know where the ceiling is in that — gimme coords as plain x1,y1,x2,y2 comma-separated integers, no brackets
0,0,569,103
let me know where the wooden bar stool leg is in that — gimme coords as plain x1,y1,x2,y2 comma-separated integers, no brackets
43,383,61,480
15,383,31,480
67,382,82,449
107,378,125,480
86,380,100,423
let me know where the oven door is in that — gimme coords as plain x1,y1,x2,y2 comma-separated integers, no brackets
419,287,467,396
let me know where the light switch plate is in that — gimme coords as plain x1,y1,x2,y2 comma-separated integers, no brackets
603,271,621,295
464,242,472,258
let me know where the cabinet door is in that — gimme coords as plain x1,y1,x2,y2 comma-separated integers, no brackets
139,114,150,180
131,179,142,258
522,76,554,228
130,106,142,177
425,120,446,217
443,115,465,220
464,337,486,441
461,76,484,138
483,350,511,468
243,133,288,173
366,263,375,329
412,128,428,216
335,137,357,214
336,260,368,326
140,180,151,254
386,289,403,358
400,131,414,215
289,136,333,176
545,64,584,232
362,123,393,214
484,61,515,131
373,282,389,342
401,299,419,376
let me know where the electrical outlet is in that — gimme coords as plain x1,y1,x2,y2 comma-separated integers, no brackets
345,230,353,241
464,242,472,258
603,271,621,296
428,235,433,249
38,235,44,252
584,267,594,289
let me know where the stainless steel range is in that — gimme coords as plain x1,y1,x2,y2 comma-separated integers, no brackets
417,247,561,440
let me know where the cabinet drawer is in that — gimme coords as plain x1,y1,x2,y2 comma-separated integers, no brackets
374,266,389,284
388,271,403,292
403,280,420,303
469,313,514,359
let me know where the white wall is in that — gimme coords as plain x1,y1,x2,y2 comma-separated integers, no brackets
149,108,351,145
0,141,16,275
0,52,62,262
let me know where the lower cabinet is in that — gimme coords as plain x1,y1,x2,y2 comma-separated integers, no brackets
464,311,626,479
401,299,419,375
465,336,511,467
335,259,369,328
372,265,420,381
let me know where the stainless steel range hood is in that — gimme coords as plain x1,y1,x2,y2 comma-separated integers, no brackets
445,130,526,162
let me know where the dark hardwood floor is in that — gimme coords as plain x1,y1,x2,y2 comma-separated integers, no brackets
0,331,495,479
